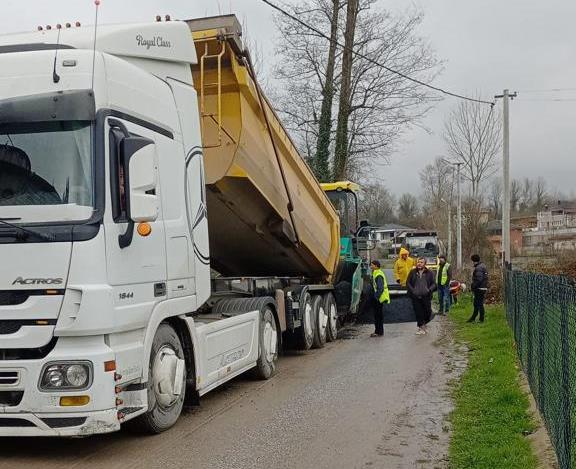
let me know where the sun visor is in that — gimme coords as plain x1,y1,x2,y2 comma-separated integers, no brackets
0,90,95,123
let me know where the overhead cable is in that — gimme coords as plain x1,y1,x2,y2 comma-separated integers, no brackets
259,0,495,106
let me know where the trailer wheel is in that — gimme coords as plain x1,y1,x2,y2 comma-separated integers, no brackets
128,323,186,434
324,293,338,342
296,292,314,350
312,294,327,348
251,305,279,379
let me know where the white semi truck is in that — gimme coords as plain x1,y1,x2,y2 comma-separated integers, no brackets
0,16,367,436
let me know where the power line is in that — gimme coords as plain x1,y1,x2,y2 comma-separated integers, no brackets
518,98,576,102
519,88,576,94
259,0,495,106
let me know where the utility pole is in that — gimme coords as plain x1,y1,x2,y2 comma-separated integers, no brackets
447,202,452,260
456,162,463,270
447,165,455,261
495,89,517,266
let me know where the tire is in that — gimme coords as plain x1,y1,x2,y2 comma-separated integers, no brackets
324,293,338,342
312,294,328,348
296,292,314,350
251,305,279,379
128,323,186,434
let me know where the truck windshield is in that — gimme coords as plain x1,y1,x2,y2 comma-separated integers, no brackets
326,190,358,237
0,121,93,223
406,236,439,258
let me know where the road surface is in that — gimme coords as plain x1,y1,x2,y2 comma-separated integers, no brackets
0,319,465,469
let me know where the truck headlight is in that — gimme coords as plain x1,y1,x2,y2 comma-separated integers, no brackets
39,362,92,391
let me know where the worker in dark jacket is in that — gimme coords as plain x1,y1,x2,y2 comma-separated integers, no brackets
406,257,437,335
468,254,489,323
369,260,390,337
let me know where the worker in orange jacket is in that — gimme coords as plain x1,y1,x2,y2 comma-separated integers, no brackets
394,247,415,287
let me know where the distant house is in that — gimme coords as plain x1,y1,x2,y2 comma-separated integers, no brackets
486,219,528,257
371,224,414,242
537,201,576,230
486,220,522,256
523,202,576,255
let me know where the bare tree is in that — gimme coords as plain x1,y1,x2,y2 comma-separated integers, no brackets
488,177,502,219
510,179,521,214
534,177,549,212
358,182,396,226
518,177,535,213
273,2,329,162
397,193,419,226
419,157,454,249
333,0,359,181
489,176,549,217
443,101,501,197
274,0,440,181
461,196,493,262
315,0,343,182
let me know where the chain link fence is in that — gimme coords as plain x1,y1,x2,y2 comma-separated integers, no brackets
505,269,576,469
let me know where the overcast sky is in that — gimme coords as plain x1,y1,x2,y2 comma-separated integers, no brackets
4,0,576,197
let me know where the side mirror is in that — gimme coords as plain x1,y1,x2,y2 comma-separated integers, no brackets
356,220,371,237
121,137,158,223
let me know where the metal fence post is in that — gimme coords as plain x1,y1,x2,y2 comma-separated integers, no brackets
537,281,546,418
560,294,572,468
526,275,534,386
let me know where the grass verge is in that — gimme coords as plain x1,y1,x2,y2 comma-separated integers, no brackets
448,295,538,469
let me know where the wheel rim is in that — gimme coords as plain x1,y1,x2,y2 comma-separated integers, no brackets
304,300,313,338
263,317,278,363
329,303,337,336
152,346,185,409
318,305,328,338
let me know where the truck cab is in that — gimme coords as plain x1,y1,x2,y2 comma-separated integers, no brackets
0,21,218,436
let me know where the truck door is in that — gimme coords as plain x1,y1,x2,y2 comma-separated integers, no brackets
103,116,167,318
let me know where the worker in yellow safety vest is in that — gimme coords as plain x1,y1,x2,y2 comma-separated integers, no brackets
370,260,390,337
436,254,452,315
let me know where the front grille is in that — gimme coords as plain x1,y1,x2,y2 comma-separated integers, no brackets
41,417,87,429
0,371,19,385
0,418,35,427
0,291,29,306
0,319,56,336
0,391,24,406
0,338,58,360
0,289,64,306
0,321,23,335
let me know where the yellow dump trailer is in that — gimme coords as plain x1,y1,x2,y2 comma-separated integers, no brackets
186,16,340,281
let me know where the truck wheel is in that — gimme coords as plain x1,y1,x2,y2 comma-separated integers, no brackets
312,294,327,348
251,305,279,379
296,292,314,350
324,293,338,342
128,323,186,434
